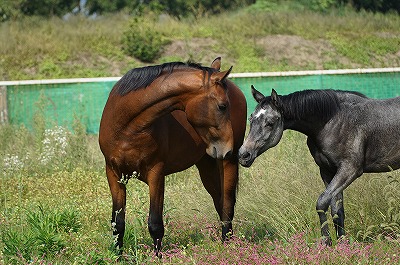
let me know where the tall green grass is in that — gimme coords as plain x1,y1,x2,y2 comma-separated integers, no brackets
1,118,399,264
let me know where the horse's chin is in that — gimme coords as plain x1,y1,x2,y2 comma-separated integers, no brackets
238,156,255,167
206,145,232,160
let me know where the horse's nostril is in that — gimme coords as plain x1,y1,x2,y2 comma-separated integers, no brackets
240,151,250,160
224,150,233,159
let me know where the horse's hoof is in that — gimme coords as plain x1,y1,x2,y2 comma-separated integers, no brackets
154,238,162,258
321,236,332,246
155,250,162,259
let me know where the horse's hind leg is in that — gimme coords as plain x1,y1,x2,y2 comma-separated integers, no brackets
317,165,361,245
319,168,346,239
331,191,345,238
106,164,127,252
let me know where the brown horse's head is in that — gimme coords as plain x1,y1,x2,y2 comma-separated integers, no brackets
184,58,234,159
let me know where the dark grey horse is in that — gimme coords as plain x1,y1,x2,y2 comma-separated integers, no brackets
239,86,400,245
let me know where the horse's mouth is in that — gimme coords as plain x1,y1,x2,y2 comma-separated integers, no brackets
239,157,255,167
238,150,256,167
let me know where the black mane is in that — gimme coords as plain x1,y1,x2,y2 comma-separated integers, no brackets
114,61,216,96
279,89,365,122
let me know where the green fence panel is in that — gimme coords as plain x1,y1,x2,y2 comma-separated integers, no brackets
7,81,113,134
4,71,400,134
232,72,400,116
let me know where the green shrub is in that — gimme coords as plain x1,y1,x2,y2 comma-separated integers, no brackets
2,206,81,263
122,17,169,62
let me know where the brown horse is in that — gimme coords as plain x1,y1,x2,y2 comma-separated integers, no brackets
99,58,247,257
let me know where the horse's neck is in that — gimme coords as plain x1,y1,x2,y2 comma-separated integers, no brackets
281,96,328,138
284,119,324,138
124,74,200,131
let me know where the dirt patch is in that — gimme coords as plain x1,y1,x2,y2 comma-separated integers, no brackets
256,34,359,70
162,35,362,70
162,37,227,65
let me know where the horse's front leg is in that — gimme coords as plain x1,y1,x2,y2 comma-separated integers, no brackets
106,164,127,252
219,158,239,240
319,168,346,240
331,191,345,238
146,167,165,258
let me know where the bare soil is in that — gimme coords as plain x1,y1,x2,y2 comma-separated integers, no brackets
162,34,400,70
255,34,358,69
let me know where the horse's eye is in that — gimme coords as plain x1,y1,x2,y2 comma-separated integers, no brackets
218,104,227,112
266,122,274,127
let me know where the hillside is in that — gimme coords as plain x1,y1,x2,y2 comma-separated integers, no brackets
1,7,400,81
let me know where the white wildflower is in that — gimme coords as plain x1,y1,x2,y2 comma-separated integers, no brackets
39,126,69,165
3,154,24,172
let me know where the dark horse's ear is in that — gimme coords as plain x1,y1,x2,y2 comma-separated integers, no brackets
271,89,283,110
211,57,221,71
251,85,265,103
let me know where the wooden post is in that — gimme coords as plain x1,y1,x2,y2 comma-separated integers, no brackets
0,86,8,124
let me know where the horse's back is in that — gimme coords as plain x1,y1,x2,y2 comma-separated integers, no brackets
358,97,400,171
341,96,400,126
328,94,400,172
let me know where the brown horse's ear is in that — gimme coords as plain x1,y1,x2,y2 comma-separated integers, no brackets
211,57,221,71
251,85,265,103
221,65,232,81
212,66,232,86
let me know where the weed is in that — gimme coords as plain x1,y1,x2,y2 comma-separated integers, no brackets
357,173,400,242
1,205,81,263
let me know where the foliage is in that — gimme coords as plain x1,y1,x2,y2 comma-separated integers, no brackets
2,206,81,263
0,0,256,21
0,0,76,20
348,0,400,13
122,17,169,62
298,0,338,11
1,0,399,23
132,0,257,18
357,174,400,241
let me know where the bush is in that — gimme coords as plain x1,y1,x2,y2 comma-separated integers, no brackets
122,17,169,62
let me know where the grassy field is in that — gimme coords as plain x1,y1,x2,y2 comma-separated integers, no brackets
0,120,399,264
1,5,400,80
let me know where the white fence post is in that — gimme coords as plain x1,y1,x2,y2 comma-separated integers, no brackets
0,86,8,124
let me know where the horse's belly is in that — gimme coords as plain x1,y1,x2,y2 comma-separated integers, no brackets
364,159,400,173
364,148,400,173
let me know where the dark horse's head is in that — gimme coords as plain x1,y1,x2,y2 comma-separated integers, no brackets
239,86,284,167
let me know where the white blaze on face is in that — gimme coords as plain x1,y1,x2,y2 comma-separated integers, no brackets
254,108,266,119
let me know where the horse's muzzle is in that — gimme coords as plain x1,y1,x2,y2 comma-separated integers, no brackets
238,147,255,167
207,145,233,160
